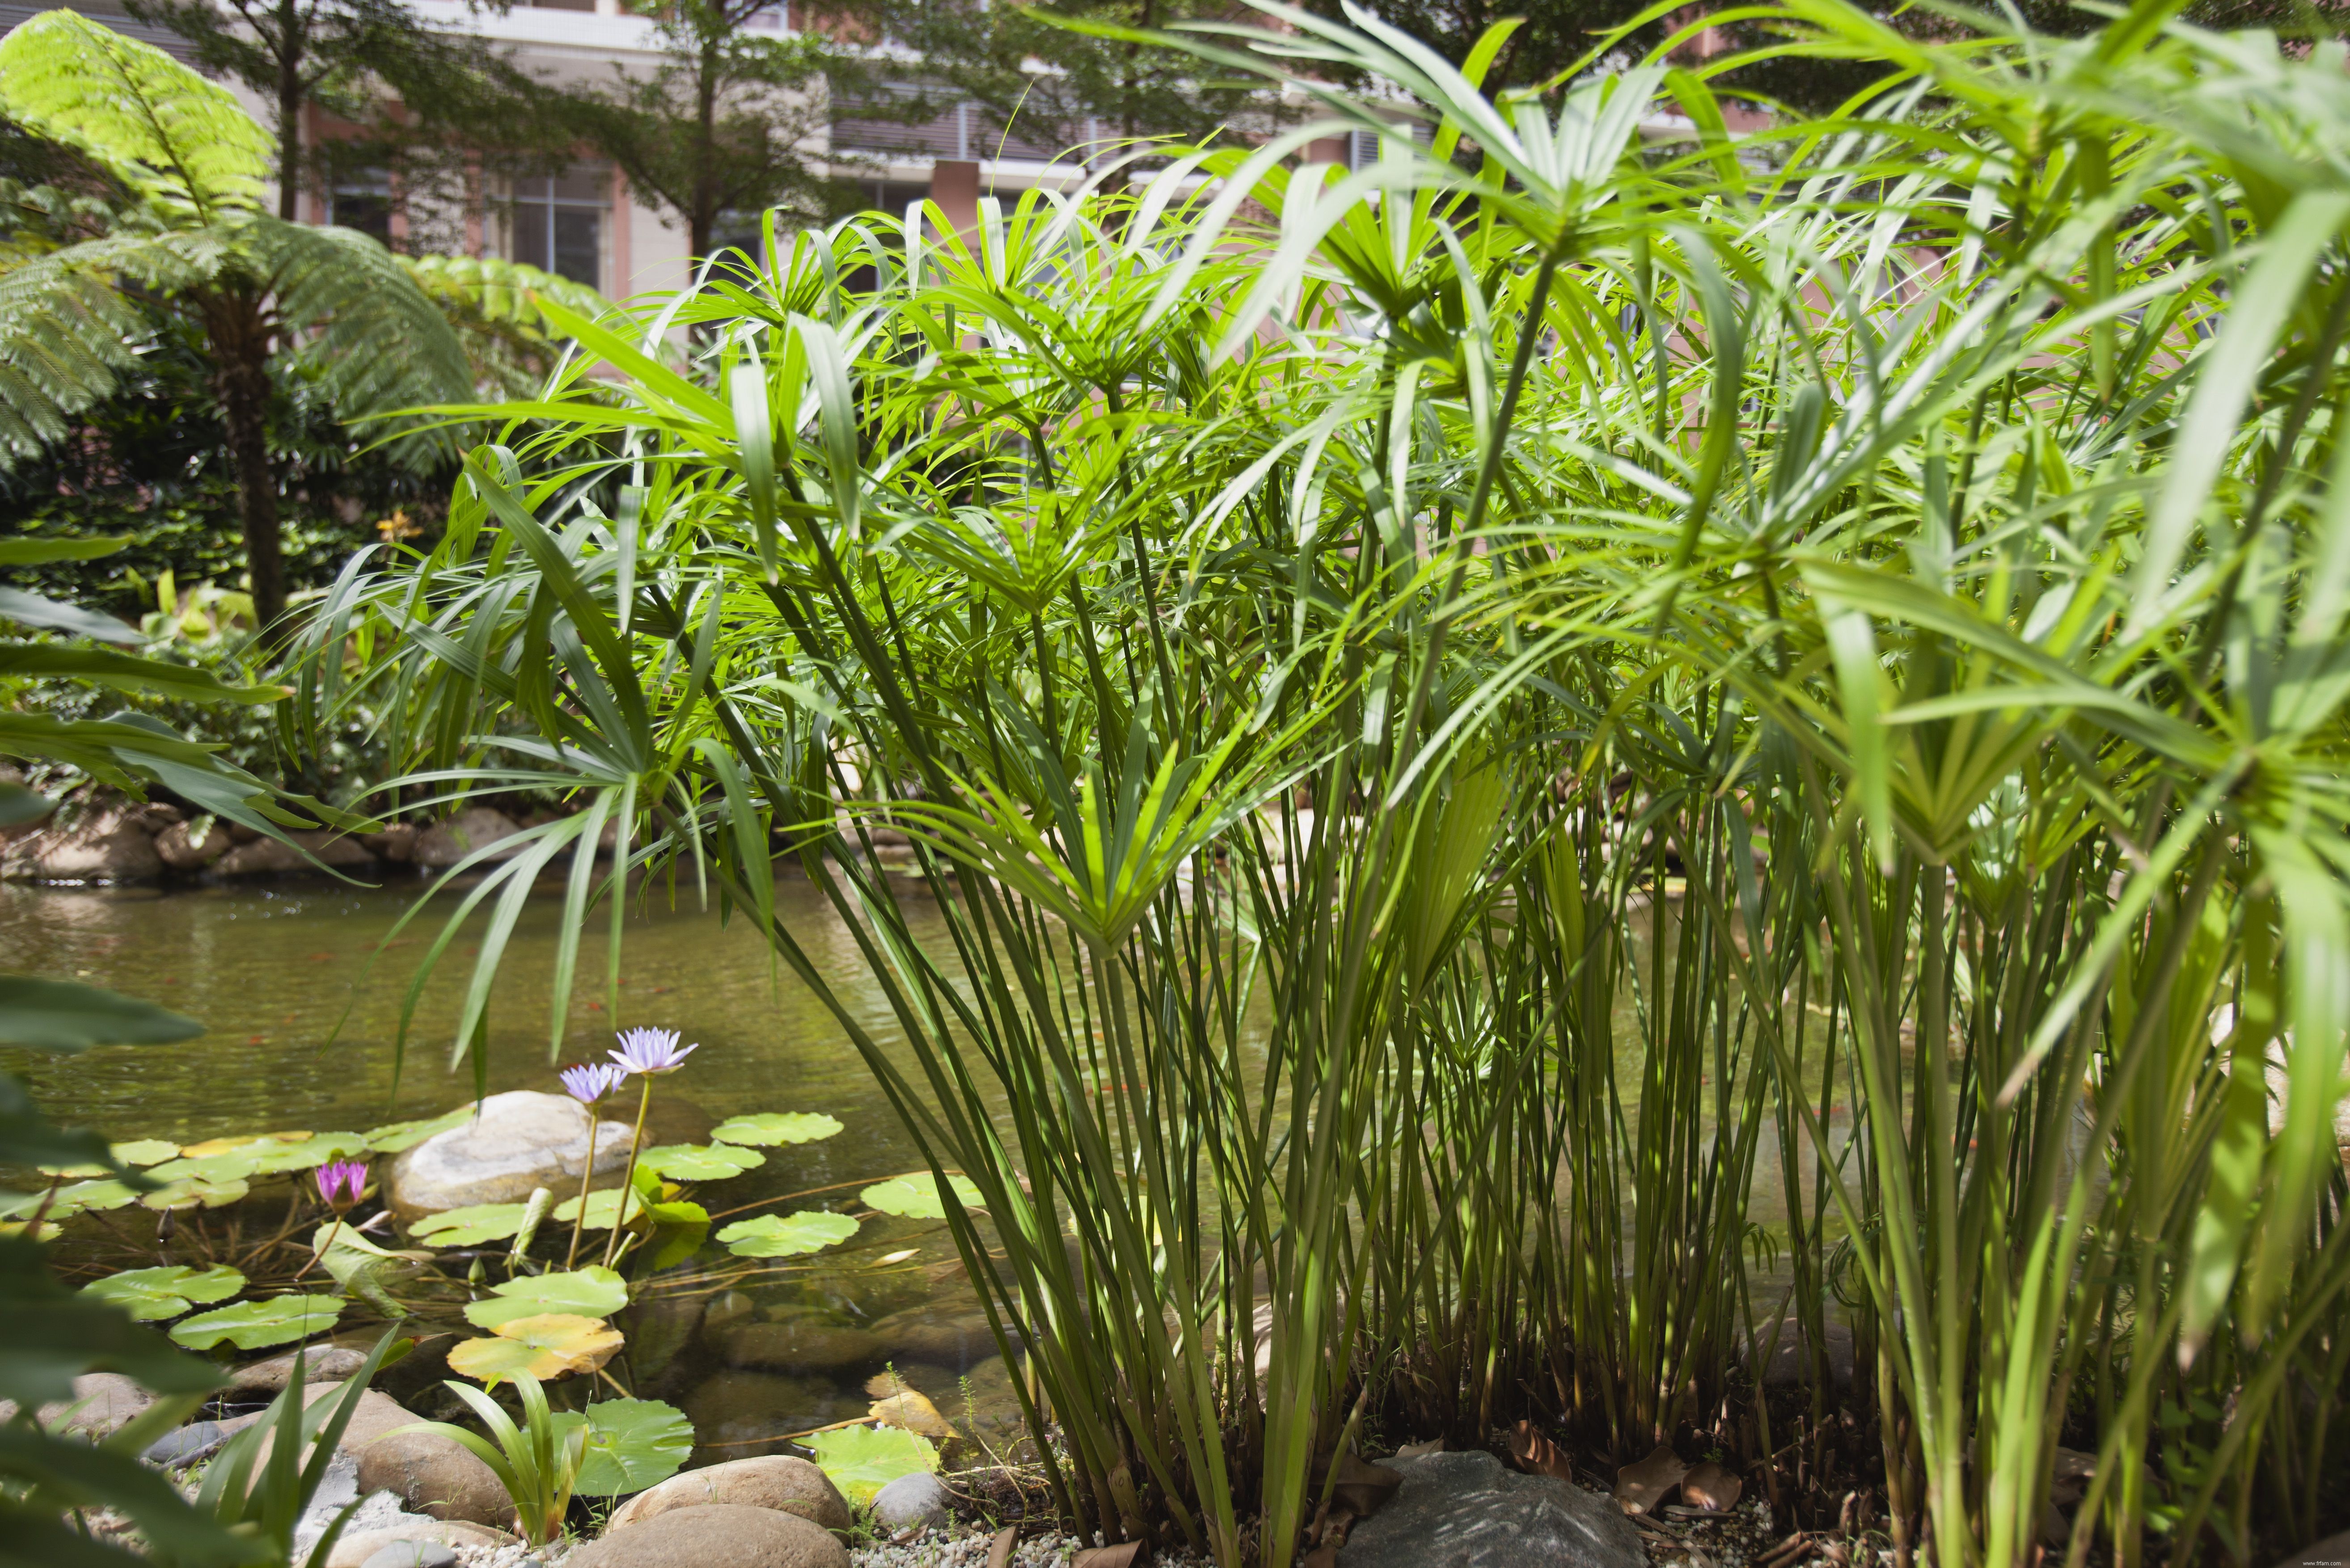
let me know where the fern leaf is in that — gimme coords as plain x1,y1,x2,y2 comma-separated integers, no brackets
0,10,271,221
250,219,475,464
0,249,148,465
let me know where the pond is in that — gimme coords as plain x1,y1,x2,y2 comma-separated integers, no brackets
0,870,1023,1463
1,871,1850,1467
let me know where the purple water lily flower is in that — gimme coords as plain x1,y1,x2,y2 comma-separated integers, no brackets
315,1159,369,1210
559,1062,625,1105
609,1026,697,1077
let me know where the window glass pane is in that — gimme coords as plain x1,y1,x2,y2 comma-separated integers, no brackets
552,207,600,287
549,166,608,203
513,208,550,272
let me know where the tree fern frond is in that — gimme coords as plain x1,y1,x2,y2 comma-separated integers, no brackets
396,253,618,398
0,249,149,464
253,219,474,465
0,10,271,222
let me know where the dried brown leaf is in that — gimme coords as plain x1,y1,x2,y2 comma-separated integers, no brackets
1682,1461,1741,1512
1072,1544,1148,1568
1615,1444,1690,1514
986,1526,1018,1568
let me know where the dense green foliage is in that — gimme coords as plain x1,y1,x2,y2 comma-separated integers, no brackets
0,3,2307,1568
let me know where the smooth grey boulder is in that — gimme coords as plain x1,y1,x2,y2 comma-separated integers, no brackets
323,1521,517,1568
869,1471,950,1532
155,819,230,871
15,805,163,882
1338,1450,1646,1568
385,1090,635,1218
0,1372,155,1435
414,807,524,870
144,1420,229,1467
231,1345,369,1393
356,1429,516,1528
215,830,376,876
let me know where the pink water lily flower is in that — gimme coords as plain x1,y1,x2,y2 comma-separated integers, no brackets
558,1062,625,1105
609,1026,697,1077
315,1159,369,1210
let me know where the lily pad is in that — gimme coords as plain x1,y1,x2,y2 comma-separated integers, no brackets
567,1398,693,1496
34,1180,140,1216
361,1107,474,1153
636,1143,764,1182
447,1313,623,1383
804,1423,940,1503
82,1265,246,1322
408,1202,532,1245
170,1294,344,1351
552,1188,646,1231
140,1176,249,1211
179,1130,309,1159
465,1266,629,1330
859,1172,985,1220
110,1139,179,1167
144,1152,262,1184
709,1113,845,1147
248,1132,368,1173
717,1210,860,1259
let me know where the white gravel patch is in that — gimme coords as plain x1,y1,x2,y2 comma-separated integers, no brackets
846,1527,1211,1567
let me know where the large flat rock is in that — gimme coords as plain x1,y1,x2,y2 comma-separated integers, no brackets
1340,1450,1646,1568
386,1090,636,1217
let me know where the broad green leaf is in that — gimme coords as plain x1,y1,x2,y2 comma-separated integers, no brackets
0,535,125,565
82,1265,245,1322
408,1201,531,1245
0,976,202,1052
110,1139,179,1166
463,1266,629,1330
169,1294,343,1351
637,1142,765,1181
362,1106,474,1152
145,1152,262,1184
859,1172,985,1220
139,1176,248,1211
710,1112,845,1147
804,1423,939,1502
0,1179,139,1217
568,1397,693,1495
553,1187,645,1231
0,780,54,826
717,1210,860,1259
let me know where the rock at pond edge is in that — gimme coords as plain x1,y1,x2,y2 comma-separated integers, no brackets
606,1454,854,1535
1337,1449,1647,1568
567,1503,849,1568
386,1090,637,1218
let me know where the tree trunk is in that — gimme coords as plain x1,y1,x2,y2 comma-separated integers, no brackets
276,1,302,221
202,289,288,641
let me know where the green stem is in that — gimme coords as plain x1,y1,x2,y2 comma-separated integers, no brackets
566,1109,601,1270
602,1078,653,1269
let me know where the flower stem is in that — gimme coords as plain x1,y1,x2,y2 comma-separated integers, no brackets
566,1109,601,1270
602,1076,653,1269
293,1214,342,1283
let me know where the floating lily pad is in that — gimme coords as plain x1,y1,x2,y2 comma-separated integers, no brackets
248,1132,368,1173
83,1265,245,1322
859,1172,985,1220
709,1113,845,1147
408,1202,532,1245
567,1398,693,1496
464,1266,629,1330
170,1294,344,1351
141,1176,249,1211
717,1210,860,1259
360,1107,474,1153
36,1180,140,1216
110,1139,179,1167
447,1313,623,1383
804,1424,940,1503
179,1130,312,1159
145,1152,261,1184
0,1218,62,1242
636,1143,764,1182
552,1188,645,1231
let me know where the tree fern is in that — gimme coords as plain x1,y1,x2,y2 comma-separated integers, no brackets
0,257,147,460
0,9,271,221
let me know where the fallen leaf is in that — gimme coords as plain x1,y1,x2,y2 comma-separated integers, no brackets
1302,1547,1339,1568
1327,1450,1403,1518
988,1526,1019,1568
868,1387,955,1439
1510,1420,1576,1482
1071,1545,1148,1568
1615,1444,1690,1514
1683,1461,1741,1511
1393,1437,1446,1458
448,1312,624,1382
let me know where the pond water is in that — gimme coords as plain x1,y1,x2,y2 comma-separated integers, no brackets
1,873,1849,1462
0,871,1022,1461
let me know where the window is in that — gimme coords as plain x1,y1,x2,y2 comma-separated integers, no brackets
509,165,609,289
329,165,393,246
